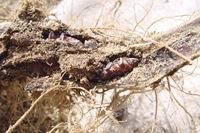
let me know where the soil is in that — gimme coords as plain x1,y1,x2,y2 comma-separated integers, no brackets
1,0,200,132
1,7,200,91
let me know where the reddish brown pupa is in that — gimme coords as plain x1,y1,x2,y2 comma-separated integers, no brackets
101,57,139,79
48,31,83,47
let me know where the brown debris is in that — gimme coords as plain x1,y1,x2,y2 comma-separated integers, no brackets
1,12,200,91
0,1,200,132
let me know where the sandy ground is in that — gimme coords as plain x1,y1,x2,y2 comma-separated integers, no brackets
52,0,200,133
52,0,200,31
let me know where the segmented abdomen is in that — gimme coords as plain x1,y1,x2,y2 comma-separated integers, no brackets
101,57,139,79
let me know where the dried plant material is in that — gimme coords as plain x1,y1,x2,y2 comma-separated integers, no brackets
0,0,200,133
1,10,200,90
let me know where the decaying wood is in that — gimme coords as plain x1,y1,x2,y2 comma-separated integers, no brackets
0,1,200,92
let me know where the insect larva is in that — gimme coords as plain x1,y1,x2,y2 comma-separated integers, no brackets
48,31,83,47
60,33,83,47
101,57,139,79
